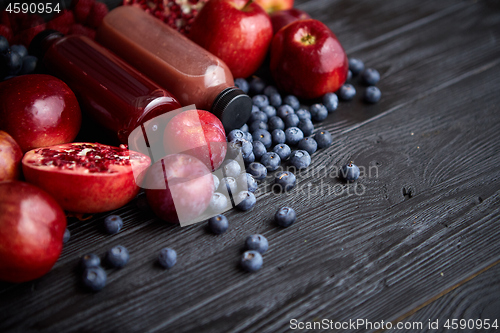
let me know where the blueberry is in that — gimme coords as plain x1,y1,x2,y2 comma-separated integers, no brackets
252,141,267,161
283,95,300,110
243,152,255,165
310,103,328,122
104,215,123,234
244,131,253,143
249,120,268,132
252,94,269,108
252,129,272,148
268,116,285,131
82,267,107,292
322,93,338,113
338,84,356,101
236,173,258,193
347,70,352,81
285,127,304,146
268,92,282,107
246,162,267,180
274,171,296,192
288,150,311,170
234,78,249,94
277,104,295,119
235,191,256,211
251,104,260,113
284,113,300,128
260,152,281,171
228,138,252,158
80,253,101,271
249,77,266,95
158,248,177,269
209,192,229,212
248,110,268,124
10,45,27,58
222,159,242,178
245,234,268,254
272,143,291,161
240,250,263,272
212,174,220,192
271,128,286,145
208,214,229,234
348,58,365,75
227,129,245,142
261,105,277,118
364,86,381,103
106,245,130,268
263,85,278,97
63,228,71,244
361,68,380,85
314,130,332,149
219,176,237,195
0,36,8,54
275,207,296,227
298,119,314,136
296,108,311,121
240,123,249,132
3,51,22,76
341,162,360,182
297,137,318,155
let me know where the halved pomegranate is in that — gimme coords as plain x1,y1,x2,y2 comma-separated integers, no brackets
22,143,151,213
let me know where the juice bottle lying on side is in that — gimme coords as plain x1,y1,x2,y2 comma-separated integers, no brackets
96,5,252,131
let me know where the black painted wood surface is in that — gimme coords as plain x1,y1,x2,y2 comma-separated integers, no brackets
1,0,500,332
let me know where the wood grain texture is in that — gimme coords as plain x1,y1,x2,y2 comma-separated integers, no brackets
1,0,500,332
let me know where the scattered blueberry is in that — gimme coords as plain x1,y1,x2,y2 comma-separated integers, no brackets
158,248,177,269
322,93,339,113
275,207,296,227
209,192,229,212
63,228,71,244
247,162,267,180
0,36,8,54
235,191,256,211
249,77,266,95
19,55,37,75
251,105,260,113
338,84,356,101
234,78,249,94
208,214,229,234
82,267,107,292
310,103,328,122
249,120,268,132
298,119,314,136
80,254,101,271
263,85,278,97
268,116,285,131
252,129,272,148
361,68,380,85
3,50,22,76
277,104,295,119
314,130,333,149
228,129,245,142
260,152,281,171
348,58,365,75
252,95,269,108
296,108,311,121
220,176,238,195
244,131,253,143
243,152,255,165
245,234,268,254
252,141,267,161
347,70,352,81
341,162,360,182
212,174,220,192
10,45,27,58
240,123,249,132
288,150,311,170
271,128,286,145
261,105,277,118
283,95,300,110
285,127,304,146
268,92,282,107
222,159,242,178
297,137,318,155
284,113,300,128
106,245,130,268
248,110,268,124
274,171,296,192
240,250,263,272
228,138,252,158
236,173,258,193
364,86,381,103
273,143,292,160
104,215,123,234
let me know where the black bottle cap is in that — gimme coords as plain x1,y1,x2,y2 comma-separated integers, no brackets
211,87,252,132
28,29,64,59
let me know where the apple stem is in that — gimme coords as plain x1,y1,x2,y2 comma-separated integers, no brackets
242,0,254,11
301,34,316,45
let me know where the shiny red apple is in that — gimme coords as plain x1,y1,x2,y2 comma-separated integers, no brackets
270,8,310,34
270,19,348,99
0,181,67,283
0,74,82,152
255,0,293,13
188,0,273,79
0,130,23,181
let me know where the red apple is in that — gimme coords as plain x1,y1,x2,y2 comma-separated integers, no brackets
270,8,310,34
144,154,214,225
0,74,82,152
163,110,227,171
255,0,293,13
270,19,348,99
188,0,273,79
0,130,23,181
0,181,67,283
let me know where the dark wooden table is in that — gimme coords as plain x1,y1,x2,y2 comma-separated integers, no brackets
2,0,500,332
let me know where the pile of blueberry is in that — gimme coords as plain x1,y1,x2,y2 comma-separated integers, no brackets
0,36,38,81
339,58,382,104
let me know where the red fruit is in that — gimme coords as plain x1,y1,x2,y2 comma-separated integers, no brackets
270,8,310,34
0,75,81,153
47,10,76,35
22,14,45,30
0,181,66,283
8,12,28,32
14,23,46,47
0,24,13,43
145,154,214,224
270,19,348,99
73,0,96,24
0,11,11,28
0,131,23,182
188,0,273,78
68,23,96,39
255,0,293,13
163,110,227,171
22,142,151,213
86,2,109,29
